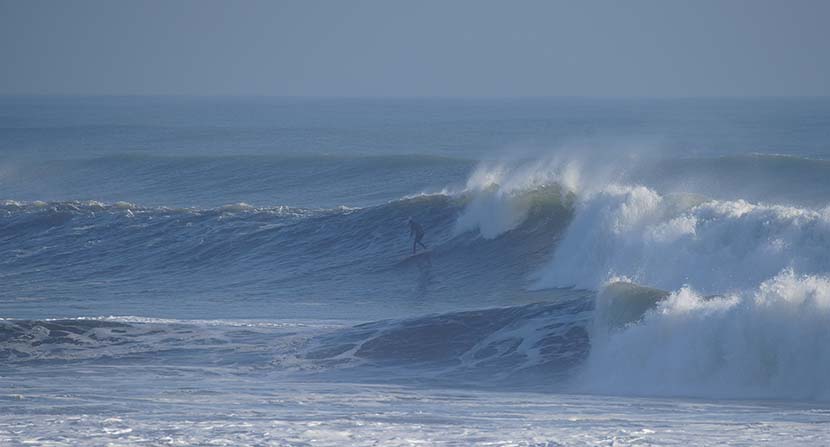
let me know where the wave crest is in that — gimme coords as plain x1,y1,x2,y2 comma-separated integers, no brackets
534,184,830,293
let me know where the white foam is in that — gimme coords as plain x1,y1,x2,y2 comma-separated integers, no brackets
583,270,830,400
53,315,347,329
534,183,830,294
218,202,256,212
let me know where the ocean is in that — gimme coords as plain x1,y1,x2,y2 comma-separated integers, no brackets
2,96,830,445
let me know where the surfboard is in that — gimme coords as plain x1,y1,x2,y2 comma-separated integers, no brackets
400,249,432,262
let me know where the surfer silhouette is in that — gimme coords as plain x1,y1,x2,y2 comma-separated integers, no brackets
408,217,427,254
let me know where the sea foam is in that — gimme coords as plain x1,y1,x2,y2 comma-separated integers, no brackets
584,270,830,400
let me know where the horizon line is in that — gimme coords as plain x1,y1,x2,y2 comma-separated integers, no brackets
2,93,830,101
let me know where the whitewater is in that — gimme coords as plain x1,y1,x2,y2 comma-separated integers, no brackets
3,96,830,445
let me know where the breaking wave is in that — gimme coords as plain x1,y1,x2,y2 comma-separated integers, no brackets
584,271,830,400
4,151,830,400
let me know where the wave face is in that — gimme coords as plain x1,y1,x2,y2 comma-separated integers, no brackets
0,185,572,320
301,296,592,386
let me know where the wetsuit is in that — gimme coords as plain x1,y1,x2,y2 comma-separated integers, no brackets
409,220,427,254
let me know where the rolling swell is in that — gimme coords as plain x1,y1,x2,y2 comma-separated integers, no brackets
0,153,473,208
1,294,595,388
1,187,573,319
301,296,593,385
5,178,830,398
11,272,827,399
8,151,830,399
0,198,456,284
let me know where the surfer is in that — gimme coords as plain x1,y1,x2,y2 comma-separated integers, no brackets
408,217,427,254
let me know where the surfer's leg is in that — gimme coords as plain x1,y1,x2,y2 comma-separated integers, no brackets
418,241,427,249
412,240,417,254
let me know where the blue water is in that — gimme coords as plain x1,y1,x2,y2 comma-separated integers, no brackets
3,96,830,445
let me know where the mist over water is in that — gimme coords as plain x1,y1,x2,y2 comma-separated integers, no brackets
3,96,830,445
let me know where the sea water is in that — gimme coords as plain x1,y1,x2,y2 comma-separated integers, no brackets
2,96,830,445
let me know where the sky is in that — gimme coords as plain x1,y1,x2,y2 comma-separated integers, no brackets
1,0,829,97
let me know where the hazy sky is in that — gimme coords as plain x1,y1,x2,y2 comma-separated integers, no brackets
1,0,829,97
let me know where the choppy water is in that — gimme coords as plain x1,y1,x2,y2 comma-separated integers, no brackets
3,96,830,445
